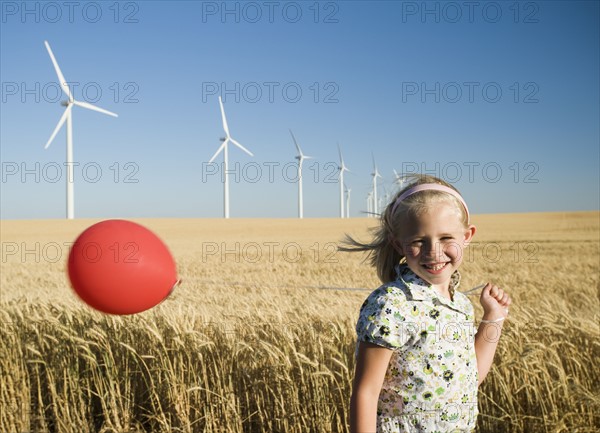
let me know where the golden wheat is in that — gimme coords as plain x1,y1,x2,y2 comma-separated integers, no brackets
1,212,599,432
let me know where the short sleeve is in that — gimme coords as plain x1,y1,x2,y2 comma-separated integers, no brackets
356,286,414,350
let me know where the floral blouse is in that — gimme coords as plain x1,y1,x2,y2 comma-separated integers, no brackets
355,264,478,432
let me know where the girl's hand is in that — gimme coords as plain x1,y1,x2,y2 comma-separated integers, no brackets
480,283,511,320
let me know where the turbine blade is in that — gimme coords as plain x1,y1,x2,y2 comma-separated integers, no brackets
208,140,227,163
45,105,71,149
230,138,254,157
289,129,302,155
393,169,399,178
371,153,382,178
44,41,72,100
72,100,118,117
337,143,345,166
219,96,231,137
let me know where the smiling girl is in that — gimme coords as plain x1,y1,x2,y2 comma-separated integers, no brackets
343,175,511,432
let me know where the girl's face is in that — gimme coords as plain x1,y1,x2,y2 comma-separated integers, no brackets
396,201,475,288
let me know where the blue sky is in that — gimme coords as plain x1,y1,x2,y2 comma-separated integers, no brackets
1,1,598,219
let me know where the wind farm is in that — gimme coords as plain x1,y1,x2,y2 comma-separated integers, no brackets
41,36,405,221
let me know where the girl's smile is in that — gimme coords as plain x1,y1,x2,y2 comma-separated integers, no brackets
421,262,450,274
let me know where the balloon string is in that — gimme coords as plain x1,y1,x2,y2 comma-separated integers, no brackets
176,277,485,294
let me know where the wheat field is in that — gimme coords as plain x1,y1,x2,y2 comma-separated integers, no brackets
1,212,599,433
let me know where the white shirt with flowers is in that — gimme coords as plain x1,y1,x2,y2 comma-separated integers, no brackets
355,263,478,433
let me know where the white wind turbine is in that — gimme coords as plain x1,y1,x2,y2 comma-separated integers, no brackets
344,183,351,218
290,129,313,219
208,96,253,219
393,169,405,188
337,144,350,218
371,153,382,216
367,191,373,216
43,40,118,219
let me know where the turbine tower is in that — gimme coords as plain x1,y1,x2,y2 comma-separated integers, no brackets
290,129,313,218
337,144,349,218
345,183,351,218
43,41,118,219
371,153,382,216
367,191,373,216
208,96,253,218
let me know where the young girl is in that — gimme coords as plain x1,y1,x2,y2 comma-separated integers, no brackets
345,175,511,433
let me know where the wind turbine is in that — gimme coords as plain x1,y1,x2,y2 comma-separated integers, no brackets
344,183,351,218
43,40,118,219
337,144,350,218
371,153,382,216
290,129,313,219
367,191,373,216
208,96,253,218
393,169,405,188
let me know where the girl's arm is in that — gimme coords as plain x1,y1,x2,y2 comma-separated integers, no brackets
350,342,393,433
474,283,511,385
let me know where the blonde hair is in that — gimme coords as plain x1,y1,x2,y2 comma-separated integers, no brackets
339,174,468,283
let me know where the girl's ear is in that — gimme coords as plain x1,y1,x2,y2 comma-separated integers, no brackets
463,225,476,246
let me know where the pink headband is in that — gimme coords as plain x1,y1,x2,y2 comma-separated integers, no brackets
390,183,470,223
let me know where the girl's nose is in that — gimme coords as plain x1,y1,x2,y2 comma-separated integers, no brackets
423,242,444,260
422,242,438,257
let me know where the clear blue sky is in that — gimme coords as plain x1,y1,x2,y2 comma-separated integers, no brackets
1,1,598,219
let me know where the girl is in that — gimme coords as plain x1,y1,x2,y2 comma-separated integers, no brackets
344,175,511,433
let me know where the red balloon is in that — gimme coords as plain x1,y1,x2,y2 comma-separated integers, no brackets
68,220,178,315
